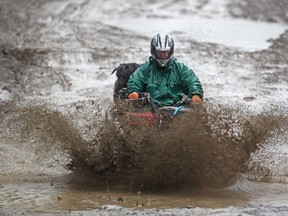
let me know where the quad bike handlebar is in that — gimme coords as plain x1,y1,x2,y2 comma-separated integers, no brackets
126,92,199,114
114,91,206,127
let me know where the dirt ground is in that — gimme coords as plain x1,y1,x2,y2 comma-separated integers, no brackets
0,0,288,215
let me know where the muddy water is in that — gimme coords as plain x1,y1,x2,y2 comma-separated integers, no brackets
1,177,288,214
1,0,288,215
0,179,249,211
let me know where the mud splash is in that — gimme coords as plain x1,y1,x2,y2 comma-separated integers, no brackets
3,102,284,185
61,102,285,191
1,96,286,192
0,0,287,214
0,99,103,176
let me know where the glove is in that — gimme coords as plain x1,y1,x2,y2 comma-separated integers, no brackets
191,95,202,103
128,92,139,99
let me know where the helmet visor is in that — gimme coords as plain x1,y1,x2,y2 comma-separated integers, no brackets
155,50,170,60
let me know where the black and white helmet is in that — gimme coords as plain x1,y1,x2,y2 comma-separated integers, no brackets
150,33,174,67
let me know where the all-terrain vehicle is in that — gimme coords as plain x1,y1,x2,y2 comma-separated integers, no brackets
111,63,204,128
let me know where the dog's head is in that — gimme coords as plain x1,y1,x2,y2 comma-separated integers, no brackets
111,63,140,93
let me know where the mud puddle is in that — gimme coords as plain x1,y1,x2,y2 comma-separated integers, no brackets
0,180,246,211
1,176,288,214
1,0,288,215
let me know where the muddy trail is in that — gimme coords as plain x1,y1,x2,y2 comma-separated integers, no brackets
0,0,288,215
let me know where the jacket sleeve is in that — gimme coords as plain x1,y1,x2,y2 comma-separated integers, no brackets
126,63,148,95
180,64,204,99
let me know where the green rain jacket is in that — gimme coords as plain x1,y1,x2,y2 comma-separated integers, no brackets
127,57,204,107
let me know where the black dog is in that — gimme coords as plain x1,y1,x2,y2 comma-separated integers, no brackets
111,63,140,100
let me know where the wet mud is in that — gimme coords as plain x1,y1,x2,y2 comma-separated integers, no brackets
0,0,288,215
64,104,285,190
228,0,288,23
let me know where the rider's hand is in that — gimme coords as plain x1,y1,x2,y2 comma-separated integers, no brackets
128,92,140,99
191,95,202,103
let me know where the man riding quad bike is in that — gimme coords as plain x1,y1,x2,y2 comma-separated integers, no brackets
127,33,203,106
111,33,204,127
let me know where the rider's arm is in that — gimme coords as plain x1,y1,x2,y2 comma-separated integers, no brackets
180,64,204,100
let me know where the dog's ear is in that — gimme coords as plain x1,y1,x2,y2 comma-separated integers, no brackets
110,67,118,75
126,64,134,73
132,63,140,71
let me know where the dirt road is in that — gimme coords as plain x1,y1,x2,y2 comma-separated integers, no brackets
0,0,288,215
